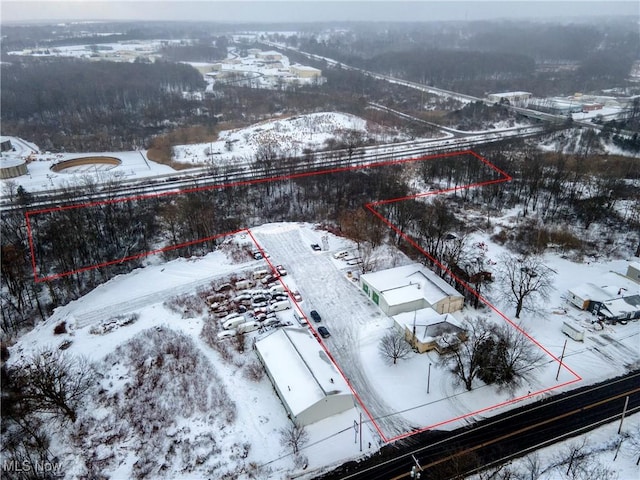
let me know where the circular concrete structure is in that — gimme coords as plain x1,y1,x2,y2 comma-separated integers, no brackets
0,158,28,179
50,156,121,174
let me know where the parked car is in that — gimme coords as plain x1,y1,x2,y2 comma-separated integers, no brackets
318,326,331,338
276,265,288,276
310,243,321,251
310,310,322,322
217,329,237,341
292,291,303,302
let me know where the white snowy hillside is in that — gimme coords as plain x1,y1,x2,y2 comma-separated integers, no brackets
172,111,411,166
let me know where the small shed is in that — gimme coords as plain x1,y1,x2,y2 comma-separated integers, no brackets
567,283,609,310
561,320,585,342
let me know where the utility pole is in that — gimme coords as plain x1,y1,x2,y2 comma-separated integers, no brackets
556,339,567,381
618,395,629,434
359,412,363,452
427,362,432,394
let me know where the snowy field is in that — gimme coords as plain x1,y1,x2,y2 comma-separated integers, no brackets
172,111,411,166
9,220,639,479
0,111,412,195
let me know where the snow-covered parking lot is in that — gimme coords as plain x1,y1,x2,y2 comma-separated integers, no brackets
252,223,639,443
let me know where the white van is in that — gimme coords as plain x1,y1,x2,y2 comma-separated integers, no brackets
217,329,237,341
235,279,253,290
236,321,261,333
253,269,269,280
270,300,291,312
333,250,349,259
269,284,286,294
223,316,246,330
293,310,307,326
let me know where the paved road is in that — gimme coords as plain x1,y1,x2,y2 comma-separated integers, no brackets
253,224,413,439
319,370,640,480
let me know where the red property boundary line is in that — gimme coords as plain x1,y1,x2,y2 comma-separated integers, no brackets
25,150,582,442
26,149,468,283
365,151,582,442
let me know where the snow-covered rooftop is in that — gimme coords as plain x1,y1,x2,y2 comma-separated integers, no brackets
600,295,640,319
568,282,611,301
362,264,463,306
393,308,463,343
255,327,350,417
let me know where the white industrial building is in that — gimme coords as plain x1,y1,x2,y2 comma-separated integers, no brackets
360,264,464,316
487,91,532,107
255,327,354,426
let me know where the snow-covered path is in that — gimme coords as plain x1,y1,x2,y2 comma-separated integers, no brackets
253,224,413,440
48,253,262,329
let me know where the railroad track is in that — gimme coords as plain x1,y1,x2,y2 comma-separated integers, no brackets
1,127,545,213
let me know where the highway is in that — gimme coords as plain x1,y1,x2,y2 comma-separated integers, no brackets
319,370,640,480
1,125,546,213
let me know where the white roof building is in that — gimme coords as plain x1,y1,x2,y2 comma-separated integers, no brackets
360,264,464,316
255,328,354,426
567,283,611,310
393,308,466,353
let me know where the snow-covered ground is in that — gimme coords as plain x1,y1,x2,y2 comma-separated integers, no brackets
0,149,176,193
469,414,640,480
0,111,412,194
173,111,409,167
8,221,639,479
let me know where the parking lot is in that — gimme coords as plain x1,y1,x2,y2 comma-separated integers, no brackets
253,224,414,438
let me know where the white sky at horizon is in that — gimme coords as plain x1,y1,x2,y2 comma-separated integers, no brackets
2,1,638,25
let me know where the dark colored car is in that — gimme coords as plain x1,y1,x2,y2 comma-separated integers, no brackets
310,243,321,251
310,310,322,322
318,326,331,338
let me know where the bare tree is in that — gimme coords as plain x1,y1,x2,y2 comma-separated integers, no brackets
10,349,95,423
378,330,413,365
557,438,619,480
438,316,492,391
478,323,546,390
279,422,309,455
624,422,640,466
497,253,554,318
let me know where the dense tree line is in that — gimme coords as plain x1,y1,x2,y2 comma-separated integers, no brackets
1,58,207,152
160,36,228,62
295,19,639,97
2,141,638,339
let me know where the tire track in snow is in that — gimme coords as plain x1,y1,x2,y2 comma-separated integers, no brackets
253,225,413,439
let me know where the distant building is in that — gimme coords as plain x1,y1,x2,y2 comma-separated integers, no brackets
567,277,640,323
393,308,467,354
487,91,532,107
0,138,12,152
360,264,464,316
255,328,354,426
257,51,283,61
581,103,604,112
290,64,322,79
528,98,583,116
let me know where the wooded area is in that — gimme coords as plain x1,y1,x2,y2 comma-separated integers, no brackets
3,144,638,340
